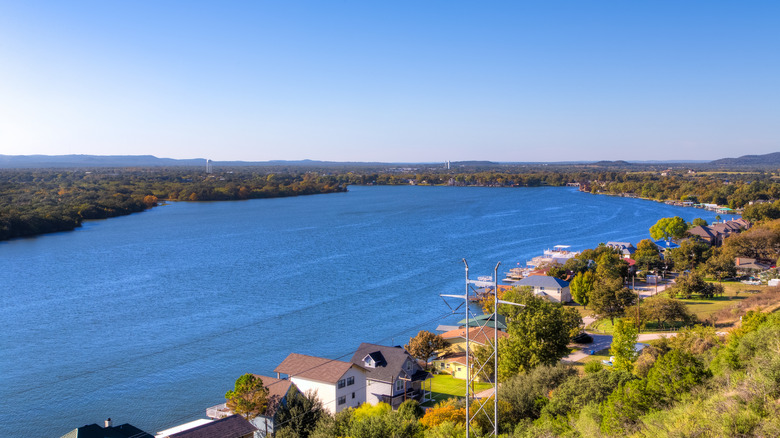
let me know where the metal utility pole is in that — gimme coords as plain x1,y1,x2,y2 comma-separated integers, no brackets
441,260,523,438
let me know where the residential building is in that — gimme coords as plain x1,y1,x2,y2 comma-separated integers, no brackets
163,415,256,438
351,343,432,408
62,419,153,438
206,375,298,438
606,241,636,258
513,275,571,303
275,353,366,414
735,257,772,274
432,326,509,380
688,219,751,246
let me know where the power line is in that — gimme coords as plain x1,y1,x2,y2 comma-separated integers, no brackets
145,309,458,432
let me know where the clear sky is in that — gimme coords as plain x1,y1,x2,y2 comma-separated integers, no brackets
1,1,778,162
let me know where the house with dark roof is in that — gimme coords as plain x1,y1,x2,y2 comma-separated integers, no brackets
206,375,298,437
61,419,153,438
274,353,366,414
514,275,571,303
687,219,751,246
165,415,256,438
606,241,636,258
350,343,432,409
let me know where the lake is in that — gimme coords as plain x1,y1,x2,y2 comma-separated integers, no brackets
0,185,725,437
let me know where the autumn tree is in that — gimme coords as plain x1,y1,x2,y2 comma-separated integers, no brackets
419,399,466,428
405,330,447,369
649,216,687,241
225,373,269,419
633,239,661,272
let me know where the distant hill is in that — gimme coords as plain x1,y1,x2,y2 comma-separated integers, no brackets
0,154,209,168
709,152,780,166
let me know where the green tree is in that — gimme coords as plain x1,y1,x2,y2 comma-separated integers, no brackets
542,369,635,418
599,379,654,435
225,373,269,419
569,271,594,308
690,217,708,227
589,277,636,324
668,271,723,299
646,349,711,402
497,289,582,380
610,319,639,372
649,216,687,241
668,238,712,271
642,295,695,329
405,330,447,369
702,248,737,282
274,387,325,438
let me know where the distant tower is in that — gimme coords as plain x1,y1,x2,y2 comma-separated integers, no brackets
446,160,451,170
206,159,212,174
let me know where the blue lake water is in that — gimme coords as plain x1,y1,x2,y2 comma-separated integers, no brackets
0,186,726,437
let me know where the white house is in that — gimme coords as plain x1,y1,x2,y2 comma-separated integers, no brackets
350,343,432,408
274,353,366,414
514,275,571,303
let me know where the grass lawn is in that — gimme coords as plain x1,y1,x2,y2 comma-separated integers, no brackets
590,281,764,333
421,374,493,407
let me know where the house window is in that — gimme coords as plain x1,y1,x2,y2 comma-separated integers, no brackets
457,367,462,372
395,379,404,392
352,392,355,399
338,396,346,405
405,360,411,371
347,376,355,386
338,379,346,388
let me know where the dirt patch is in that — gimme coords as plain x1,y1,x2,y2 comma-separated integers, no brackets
710,286,780,326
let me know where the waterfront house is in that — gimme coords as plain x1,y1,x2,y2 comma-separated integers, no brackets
274,353,366,414
164,415,256,438
61,419,153,438
513,275,571,303
350,343,432,408
432,326,509,380
206,375,299,438
606,241,636,258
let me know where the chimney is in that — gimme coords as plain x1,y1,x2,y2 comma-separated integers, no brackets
105,418,112,428
736,258,740,266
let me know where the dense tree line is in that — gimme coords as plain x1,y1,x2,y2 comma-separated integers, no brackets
5,165,780,241
0,168,346,241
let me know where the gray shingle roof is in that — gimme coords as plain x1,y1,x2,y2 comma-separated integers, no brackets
61,423,154,438
515,276,569,288
168,415,256,438
351,343,430,384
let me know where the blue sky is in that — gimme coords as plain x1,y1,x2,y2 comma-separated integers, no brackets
1,1,778,162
